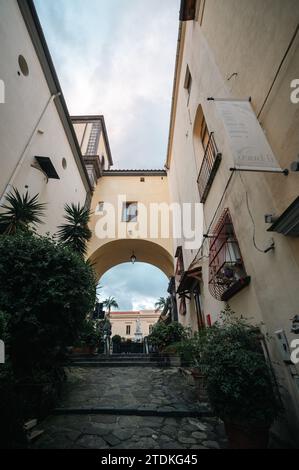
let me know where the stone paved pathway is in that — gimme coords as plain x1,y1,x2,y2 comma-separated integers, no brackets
58,366,204,411
32,366,227,449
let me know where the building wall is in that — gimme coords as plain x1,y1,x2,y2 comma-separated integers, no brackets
0,0,88,235
110,310,160,340
168,0,299,446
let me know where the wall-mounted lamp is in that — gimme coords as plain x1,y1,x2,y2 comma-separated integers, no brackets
130,252,136,264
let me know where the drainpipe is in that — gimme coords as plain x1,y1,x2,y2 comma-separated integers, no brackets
0,92,61,205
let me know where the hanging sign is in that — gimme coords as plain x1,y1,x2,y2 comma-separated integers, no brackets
216,100,283,173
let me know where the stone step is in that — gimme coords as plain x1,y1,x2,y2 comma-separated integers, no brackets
68,361,175,368
54,404,212,418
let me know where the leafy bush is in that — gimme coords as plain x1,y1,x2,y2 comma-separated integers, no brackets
0,232,96,371
148,321,189,352
76,319,102,347
201,305,282,427
112,335,122,344
166,329,208,364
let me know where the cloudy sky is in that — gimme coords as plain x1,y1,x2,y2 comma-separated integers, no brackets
35,0,180,169
99,263,169,311
35,0,179,310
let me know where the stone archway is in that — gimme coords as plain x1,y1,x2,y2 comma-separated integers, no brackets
88,238,174,282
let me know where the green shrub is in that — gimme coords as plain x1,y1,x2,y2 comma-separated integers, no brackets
112,335,122,344
201,305,282,427
148,321,189,351
0,232,96,371
76,319,102,347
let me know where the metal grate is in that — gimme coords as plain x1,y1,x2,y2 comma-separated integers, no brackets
197,132,222,203
208,209,250,301
86,122,101,156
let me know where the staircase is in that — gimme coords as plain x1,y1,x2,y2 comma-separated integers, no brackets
67,353,180,368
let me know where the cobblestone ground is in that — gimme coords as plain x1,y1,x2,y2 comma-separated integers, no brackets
32,366,228,449
59,367,203,411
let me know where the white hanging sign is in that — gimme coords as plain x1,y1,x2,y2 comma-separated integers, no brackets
216,100,283,172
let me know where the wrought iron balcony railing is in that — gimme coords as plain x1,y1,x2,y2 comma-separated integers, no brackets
197,132,222,203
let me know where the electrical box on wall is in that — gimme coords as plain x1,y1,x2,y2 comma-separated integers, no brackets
274,329,291,363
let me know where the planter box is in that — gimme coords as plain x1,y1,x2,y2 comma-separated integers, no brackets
71,346,98,355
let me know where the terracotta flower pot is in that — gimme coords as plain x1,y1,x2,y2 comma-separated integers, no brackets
224,421,270,449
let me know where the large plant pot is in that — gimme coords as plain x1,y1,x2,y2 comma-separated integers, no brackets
72,345,98,355
224,421,270,449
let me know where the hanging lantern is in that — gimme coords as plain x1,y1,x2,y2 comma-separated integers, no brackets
130,251,136,264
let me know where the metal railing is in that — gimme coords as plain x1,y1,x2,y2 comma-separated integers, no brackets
197,132,222,203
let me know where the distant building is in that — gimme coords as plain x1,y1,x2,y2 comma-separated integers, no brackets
109,310,160,340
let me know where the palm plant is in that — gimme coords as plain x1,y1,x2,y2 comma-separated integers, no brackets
103,296,119,314
155,296,168,312
0,188,45,235
57,203,92,256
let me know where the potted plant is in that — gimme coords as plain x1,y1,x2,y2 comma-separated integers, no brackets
201,305,282,448
73,319,100,355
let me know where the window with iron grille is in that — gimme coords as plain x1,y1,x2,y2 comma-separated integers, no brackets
209,209,250,301
196,112,222,203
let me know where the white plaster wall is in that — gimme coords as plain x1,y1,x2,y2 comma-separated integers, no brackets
0,0,87,235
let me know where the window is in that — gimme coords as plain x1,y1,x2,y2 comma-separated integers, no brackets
149,324,153,334
126,325,131,335
184,66,192,102
209,209,250,301
194,106,222,203
122,202,138,222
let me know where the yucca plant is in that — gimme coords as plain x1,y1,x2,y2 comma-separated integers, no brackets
0,188,45,235
57,203,92,256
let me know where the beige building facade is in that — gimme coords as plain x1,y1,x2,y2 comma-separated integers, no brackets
0,0,92,235
109,310,160,340
86,170,174,281
167,0,299,446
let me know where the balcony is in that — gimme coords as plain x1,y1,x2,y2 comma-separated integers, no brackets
197,132,222,203
208,209,250,301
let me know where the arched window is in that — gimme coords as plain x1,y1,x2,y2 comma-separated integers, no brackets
193,105,222,203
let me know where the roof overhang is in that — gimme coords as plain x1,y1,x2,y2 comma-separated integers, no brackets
177,266,202,295
179,0,197,21
267,196,299,236
103,169,167,177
